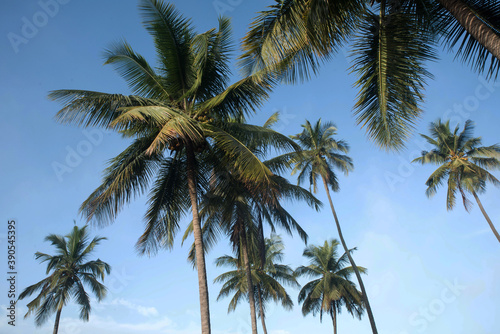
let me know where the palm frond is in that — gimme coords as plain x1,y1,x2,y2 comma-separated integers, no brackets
350,11,437,150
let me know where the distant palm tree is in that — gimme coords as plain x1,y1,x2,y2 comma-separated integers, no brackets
413,119,500,243
18,225,110,334
296,240,365,334
214,234,299,334
49,2,285,333
284,119,378,333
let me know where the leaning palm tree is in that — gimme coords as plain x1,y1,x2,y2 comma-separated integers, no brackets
412,118,500,243
214,234,299,334
281,119,378,333
48,2,292,333
240,0,500,150
18,225,110,334
296,240,365,334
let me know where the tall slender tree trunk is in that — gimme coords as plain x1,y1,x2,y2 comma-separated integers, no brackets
322,178,378,334
438,0,500,61
53,306,62,334
331,306,337,334
240,227,259,334
257,285,268,334
186,144,211,334
472,191,500,243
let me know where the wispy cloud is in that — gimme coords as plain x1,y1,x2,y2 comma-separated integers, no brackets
109,298,159,317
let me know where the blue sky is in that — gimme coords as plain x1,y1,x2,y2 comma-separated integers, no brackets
1,0,499,333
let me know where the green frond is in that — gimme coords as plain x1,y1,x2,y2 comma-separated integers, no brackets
50,90,155,128
80,136,162,225
137,154,189,254
104,40,170,100
139,0,195,98
350,11,437,150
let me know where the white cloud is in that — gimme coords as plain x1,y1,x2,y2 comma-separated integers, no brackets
110,298,159,317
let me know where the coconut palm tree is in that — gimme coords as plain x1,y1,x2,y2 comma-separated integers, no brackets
296,239,365,334
181,113,320,334
185,159,319,334
48,2,292,333
282,119,378,333
214,234,299,334
240,0,500,150
412,118,500,243
18,225,110,334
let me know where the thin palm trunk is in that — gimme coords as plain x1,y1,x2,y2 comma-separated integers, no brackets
53,306,62,334
472,190,500,243
257,285,268,334
240,227,259,334
186,144,211,334
332,305,337,334
322,178,378,334
438,0,500,61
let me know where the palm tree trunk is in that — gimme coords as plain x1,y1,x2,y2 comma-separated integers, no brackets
53,306,63,334
472,191,500,243
332,306,337,334
240,227,259,334
257,285,268,334
322,178,378,334
438,0,500,61
186,144,211,334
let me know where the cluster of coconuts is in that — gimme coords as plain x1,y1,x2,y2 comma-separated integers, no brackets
168,138,184,152
196,114,214,123
168,138,209,153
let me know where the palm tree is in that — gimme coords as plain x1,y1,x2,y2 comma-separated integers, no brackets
18,225,110,334
283,119,378,333
412,118,500,243
180,113,320,334
296,240,365,334
48,2,290,333
240,0,500,150
186,157,319,334
214,234,299,334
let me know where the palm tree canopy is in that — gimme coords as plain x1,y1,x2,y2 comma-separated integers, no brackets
18,225,110,326
182,113,322,260
412,118,500,210
286,119,353,193
48,0,302,255
214,234,299,313
296,239,365,322
240,0,500,150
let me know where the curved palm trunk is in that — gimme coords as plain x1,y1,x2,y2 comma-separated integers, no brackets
257,285,268,334
472,191,500,243
186,145,211,334
240,227,259,334
322,178,378,334
438,0,500,61
53,306,62,334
